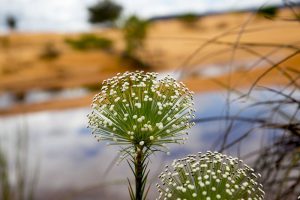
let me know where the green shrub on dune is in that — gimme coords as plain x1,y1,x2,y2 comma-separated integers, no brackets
65,34,113,51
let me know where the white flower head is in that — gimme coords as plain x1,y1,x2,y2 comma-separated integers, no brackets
88,71,195,154
157,151,265,200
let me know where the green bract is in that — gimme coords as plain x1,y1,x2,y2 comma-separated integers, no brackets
88,71,195,154
157,151,265,200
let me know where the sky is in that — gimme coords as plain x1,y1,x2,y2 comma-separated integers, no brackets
0,0,288,32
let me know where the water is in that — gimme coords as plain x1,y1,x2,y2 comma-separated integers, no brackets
0,90,291,199
0,88,89,109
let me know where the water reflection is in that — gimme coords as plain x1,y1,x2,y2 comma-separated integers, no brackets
0,91,276,200
0,88,89,109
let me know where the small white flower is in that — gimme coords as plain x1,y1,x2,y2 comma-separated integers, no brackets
135,103,141,108
137,118,143,122
139,141,145,146
188,184,195,190
109,105,114,111
156,122,164,130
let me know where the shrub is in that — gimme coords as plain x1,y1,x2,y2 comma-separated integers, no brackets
122,16,150,69
123,16,149,56
39,42,60,60
65,34,113,51
178,13,199,27
6,15,17,31
88,0,122,26
257,6,278,19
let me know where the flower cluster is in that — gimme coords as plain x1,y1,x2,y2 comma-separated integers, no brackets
88,71,195,153
156,151,265,200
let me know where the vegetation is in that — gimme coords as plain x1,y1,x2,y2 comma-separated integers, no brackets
65,34,113,51
88,0,122,26
5,16,17,31
88,71,195,200
122,16,150,68
1,4,299,200
178,13,199,27
157,152,264,199
0,126,38,200
123,16,149,55
257,6,278,19
39,42,61,60
181,7,300,199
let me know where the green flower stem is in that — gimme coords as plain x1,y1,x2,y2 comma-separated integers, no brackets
135,147,144,200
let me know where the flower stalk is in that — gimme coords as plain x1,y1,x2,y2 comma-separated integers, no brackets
88,71,195,199
128,147,150,200
135,148,144,200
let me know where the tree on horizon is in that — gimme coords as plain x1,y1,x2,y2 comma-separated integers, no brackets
88,0,122,26
6,15,17,31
